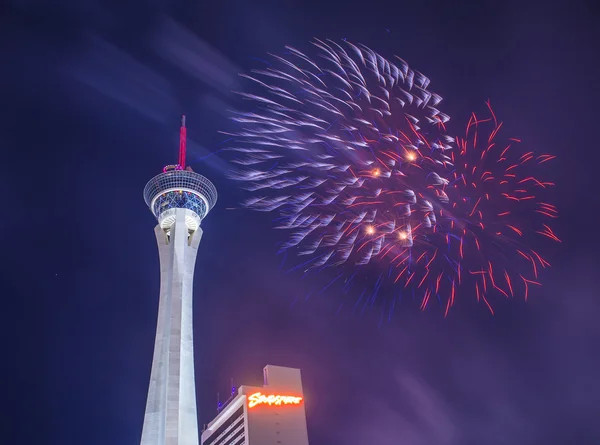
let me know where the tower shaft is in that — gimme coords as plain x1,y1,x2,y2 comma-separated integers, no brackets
141,209,202,445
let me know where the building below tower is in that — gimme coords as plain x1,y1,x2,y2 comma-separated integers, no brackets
201,365,310,445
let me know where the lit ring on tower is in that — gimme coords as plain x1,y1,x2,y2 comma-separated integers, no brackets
143,170,218,230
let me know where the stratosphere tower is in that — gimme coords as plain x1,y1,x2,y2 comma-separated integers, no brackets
140,116,217,445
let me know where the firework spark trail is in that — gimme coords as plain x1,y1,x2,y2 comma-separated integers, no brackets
446,101,560,312
227,39,559,316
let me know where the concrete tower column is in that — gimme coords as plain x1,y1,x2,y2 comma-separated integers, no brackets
141,209,202,445
142,167,217,445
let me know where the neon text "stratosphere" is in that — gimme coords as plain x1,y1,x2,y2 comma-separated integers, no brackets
247,392,303,409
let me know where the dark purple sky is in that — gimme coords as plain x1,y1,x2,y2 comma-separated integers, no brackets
2,0,599,444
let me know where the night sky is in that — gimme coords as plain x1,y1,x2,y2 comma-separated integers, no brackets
3,0,600,444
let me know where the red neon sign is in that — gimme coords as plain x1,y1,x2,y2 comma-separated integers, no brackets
247,392,303,409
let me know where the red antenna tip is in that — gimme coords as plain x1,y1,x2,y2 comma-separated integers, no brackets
178,114,187,169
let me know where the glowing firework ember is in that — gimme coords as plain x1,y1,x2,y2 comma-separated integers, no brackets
226,39,559,316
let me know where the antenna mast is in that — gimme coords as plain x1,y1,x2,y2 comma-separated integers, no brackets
178,114,187,169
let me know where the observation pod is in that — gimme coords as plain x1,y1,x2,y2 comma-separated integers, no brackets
139,117,217,445
144,168,218,234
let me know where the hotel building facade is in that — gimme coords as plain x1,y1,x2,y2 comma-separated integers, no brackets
201,365,310,445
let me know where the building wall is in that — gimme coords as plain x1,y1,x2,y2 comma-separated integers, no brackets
201,399,246,445
244,366,309,445
201,365,309,445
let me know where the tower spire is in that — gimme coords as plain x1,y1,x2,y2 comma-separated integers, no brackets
178,114,187,169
